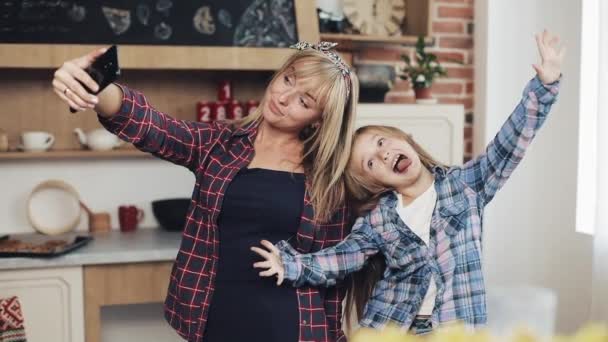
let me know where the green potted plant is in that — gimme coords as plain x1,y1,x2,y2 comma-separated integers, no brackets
399,36,447,103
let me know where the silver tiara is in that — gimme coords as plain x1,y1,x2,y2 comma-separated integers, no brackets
290,41,352,98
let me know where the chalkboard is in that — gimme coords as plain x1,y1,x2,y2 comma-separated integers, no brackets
0,0,299,47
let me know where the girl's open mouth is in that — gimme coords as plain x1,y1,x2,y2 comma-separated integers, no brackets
393,154,412,173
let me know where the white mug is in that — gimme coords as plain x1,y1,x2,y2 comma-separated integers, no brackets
21,131,55,152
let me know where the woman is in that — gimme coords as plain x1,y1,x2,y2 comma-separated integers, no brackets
51,42,359,342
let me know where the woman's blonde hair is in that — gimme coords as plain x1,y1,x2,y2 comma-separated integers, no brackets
343,125,444,333
238,49,359,223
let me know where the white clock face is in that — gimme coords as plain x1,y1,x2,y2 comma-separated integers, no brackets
343,0,406,36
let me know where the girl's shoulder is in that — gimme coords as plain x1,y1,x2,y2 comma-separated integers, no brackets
363,192,398,227
430,164,463,179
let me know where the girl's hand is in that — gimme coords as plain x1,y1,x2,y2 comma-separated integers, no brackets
51,48,107,112
251,240,285,286
533,29,565,85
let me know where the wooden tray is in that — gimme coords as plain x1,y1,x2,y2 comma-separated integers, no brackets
0,234,93,258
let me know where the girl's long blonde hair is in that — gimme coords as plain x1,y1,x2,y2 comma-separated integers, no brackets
238,49,359,223
343,125,445,332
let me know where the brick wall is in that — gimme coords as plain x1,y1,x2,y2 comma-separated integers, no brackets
353,0,475,161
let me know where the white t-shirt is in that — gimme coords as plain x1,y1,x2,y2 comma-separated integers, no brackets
395,183,438,316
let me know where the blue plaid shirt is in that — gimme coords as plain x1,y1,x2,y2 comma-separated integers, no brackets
277,76,560,330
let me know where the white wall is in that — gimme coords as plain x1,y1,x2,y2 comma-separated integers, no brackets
591,0,608,321
475,0,594,334
0,158,194,234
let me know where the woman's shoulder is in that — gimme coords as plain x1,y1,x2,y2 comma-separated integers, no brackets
226,119,258,138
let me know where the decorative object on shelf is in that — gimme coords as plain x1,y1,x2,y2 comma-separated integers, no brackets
79,200,111,234
355,63,396,103
317,9,346,33
197,101,212,123
197,79,256,124
212,101,228,122
343,0,406,36
73,128,124,151
316,0,343,18
151,198,190,232
0,129,8,152
246,100,260,116
19,131,55,152
27,180,82,235
118,205,144,233
398,36,446,104
228,100,245,120
218,79,232,102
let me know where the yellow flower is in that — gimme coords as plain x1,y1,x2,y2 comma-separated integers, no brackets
427,325,491,342
510,329,539,342
569,324,608,342
349,323,608,342
351,324,421,342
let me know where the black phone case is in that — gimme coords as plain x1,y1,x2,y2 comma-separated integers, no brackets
69,45,120,112
86,45,120,94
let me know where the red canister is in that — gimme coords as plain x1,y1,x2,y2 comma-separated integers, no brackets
212,101,228,122
228,100,244,120
246,100,259,116
218,80,232,101
196,101,212,123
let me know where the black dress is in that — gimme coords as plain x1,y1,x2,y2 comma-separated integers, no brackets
204,168,305,342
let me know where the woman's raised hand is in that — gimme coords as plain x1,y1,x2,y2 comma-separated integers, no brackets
51,48,107,112
251,240,285,286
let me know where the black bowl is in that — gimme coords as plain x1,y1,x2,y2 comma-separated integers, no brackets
151,198,190,232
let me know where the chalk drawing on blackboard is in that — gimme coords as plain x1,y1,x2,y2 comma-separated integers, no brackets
154,21,172,40
136,4,151,26
218,9,233,29
156,0,173,15
193,6,215,35
67,4,86,23
233,0,296,47
102,7,131,35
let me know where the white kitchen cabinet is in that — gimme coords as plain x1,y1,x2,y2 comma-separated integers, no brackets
0,266,85,342
355,104,465,165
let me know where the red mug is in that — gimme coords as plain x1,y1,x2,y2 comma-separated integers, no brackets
118,205,144,232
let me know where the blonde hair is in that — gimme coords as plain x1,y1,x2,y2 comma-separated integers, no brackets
238,49,359,223
345,125,444,215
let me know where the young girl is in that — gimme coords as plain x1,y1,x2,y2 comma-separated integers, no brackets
251,30,563,334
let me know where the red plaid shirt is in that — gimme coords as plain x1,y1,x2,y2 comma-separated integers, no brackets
99,85,351,342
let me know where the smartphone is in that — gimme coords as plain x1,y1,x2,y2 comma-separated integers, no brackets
69,45,121,113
